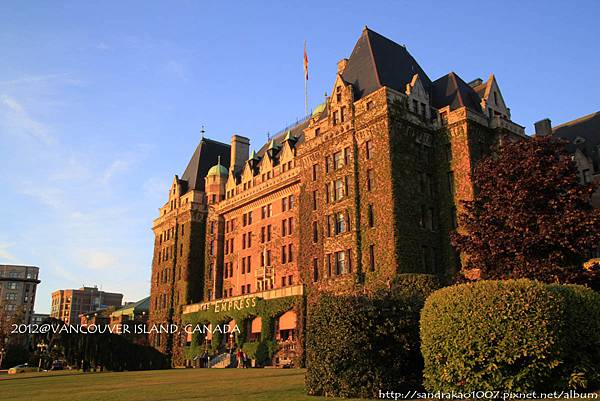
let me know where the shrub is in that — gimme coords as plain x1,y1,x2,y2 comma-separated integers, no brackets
305,275,438,398
421,279,564,392
547,284,600,389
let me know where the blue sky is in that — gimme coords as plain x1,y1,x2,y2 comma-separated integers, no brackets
1,1,598,314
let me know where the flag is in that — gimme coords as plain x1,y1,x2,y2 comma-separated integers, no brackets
303,41,308,81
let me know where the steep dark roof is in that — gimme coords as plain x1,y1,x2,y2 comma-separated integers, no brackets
430,72,483,112
341,27,431,100
553,111,600,171
180,138,231,192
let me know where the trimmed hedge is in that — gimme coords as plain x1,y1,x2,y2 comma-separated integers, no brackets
547,284,600,389
305,274,439,398
421,279,600,392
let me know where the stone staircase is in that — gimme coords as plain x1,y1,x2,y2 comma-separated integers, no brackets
208,353,236,368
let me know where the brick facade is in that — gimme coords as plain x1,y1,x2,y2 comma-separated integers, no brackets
149,27,526,365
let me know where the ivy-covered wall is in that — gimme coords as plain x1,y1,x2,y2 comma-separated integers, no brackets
181,295,304,366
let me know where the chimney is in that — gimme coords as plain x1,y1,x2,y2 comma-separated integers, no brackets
534,119,552,137
230,135,250,175
337,58,348,74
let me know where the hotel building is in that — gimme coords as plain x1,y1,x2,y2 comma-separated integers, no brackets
148,27,526,366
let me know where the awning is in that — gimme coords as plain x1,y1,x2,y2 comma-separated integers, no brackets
278,311,297,331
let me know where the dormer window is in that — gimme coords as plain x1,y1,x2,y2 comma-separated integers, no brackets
333,111,338,125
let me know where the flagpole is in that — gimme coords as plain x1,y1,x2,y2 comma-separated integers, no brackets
305,73,308,116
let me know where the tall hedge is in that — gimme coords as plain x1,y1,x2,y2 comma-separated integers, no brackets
547,284,600,389
305,274,439,398
421,279,600,392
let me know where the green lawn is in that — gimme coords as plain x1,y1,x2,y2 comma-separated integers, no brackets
0,368,366,401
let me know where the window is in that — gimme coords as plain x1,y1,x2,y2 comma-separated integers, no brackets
366,101,374,110
368,204,374,227
282,197,288,212
288,275,293,285
281,246,287,264
281,277,286,287
261,226,266,243
344,147,350,165
325,156,330,173
289,195,295,209
267,225,272,241
440,111,448,125
312,221,318,242
447,172,455,195
333,111,338,125
312,164,318,181
366,140,373,159
335,251,346,275
334,179,344,201
369,244,375,271
315,128,320,136
333,151,343,170
583,169,591,184
327,254,332,277
341,106,346,123
313,258,319,282
281,220,287,236
367,169,374,191
335,211,347,234
312,190,318,210
451,207,457,229
413,99,419,113
246,284,251,293
288,244,293,262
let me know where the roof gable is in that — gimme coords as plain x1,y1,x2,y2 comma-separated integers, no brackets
180,138,231,192
430,72,483,112
553,111,600,171
341,27,431,100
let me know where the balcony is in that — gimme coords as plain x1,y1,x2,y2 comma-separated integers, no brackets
255,266,274,278
490,116,526,137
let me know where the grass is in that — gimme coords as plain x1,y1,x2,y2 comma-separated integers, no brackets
0,368,367,401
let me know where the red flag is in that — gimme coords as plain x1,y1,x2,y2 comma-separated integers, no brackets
303,41,308,81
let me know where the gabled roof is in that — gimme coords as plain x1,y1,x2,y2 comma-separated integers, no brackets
553,111,600,171
341,27,431,100
430,72,483,112
180,138,231,192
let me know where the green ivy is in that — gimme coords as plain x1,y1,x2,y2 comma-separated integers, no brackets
182,295,302,365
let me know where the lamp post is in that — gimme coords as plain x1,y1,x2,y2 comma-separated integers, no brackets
37,341,47,371
0,347,5,369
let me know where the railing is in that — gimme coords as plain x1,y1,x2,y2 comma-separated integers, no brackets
208,353,232,368
269,113,312,140
490,116,526,137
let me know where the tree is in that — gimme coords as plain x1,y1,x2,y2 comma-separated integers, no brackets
452,135,600,286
